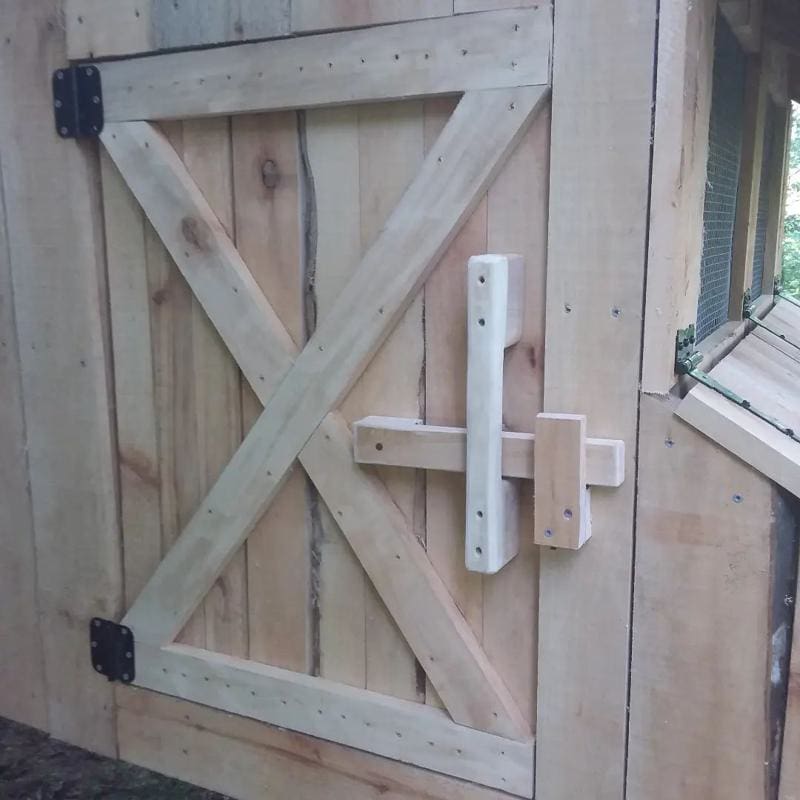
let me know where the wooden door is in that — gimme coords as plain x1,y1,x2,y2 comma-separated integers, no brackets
100,8,554,798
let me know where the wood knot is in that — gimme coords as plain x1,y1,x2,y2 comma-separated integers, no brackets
152,287,169,305
261,159,280,189
181,216,210,253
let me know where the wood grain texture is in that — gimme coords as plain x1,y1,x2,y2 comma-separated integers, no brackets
628,393,775,800
105,91,544,738
0,150,47,731
537,1,656,796
0,0,122,755
641,0,716,393
304,105,367,689
232,111,310,672
353,416,624,487
133,642,533,794
677,317,800,498
112,87,546,663
292,0,452,33
65,0,291,59
352,101,426,702
101,150,161,609
729,56,769,320
117,686,515,800
99,8,552,121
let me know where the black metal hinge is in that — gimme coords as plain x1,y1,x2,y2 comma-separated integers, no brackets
675,325,800,444
89,618,135,683
52,64,104,139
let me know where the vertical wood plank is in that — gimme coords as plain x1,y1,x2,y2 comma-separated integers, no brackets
641,0,717,393
305,106,367,688
232,111,310,672
423,98,486,709
0,0,122,755
629,394,775,800
291,0,452,33
101,151,161,608
764,104,791,292
352,101,426,702
538,2,656,796
729,56,769,319
482,105,549,729
0,151,47,730
181,117,247,658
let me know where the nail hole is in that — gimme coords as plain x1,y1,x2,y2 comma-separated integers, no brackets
564,303,572,313
478,318,485,326
375,442,383,451
476,510,483,519
478,275,485,284
563,508,573,520
475,547,482,555
544,528,554,538
733,493,743,504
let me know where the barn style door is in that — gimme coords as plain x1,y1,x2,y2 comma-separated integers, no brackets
87,8,619,797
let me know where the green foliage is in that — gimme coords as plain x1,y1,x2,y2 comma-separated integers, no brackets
781,104,800,297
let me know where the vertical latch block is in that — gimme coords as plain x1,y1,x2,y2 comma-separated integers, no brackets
534,413,592,549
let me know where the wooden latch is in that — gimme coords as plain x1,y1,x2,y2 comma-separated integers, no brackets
352,254,625,571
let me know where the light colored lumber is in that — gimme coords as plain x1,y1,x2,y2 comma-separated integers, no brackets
101,149,161,608
65,0,291,59
465,254,523,574
232,111,310,673
181,117,247,658
118,686,516,800
533,413,591,550
677,336,800,498
537,0,656,796
0,151,47,730
104,87,546,739
352,101,426,701
292,0,452,33
628,393,777,800
729,56,770,320
641,0,716,393
305,105,367,689
0,0,122,755
422,96,485,707
764,104,791,292
353,416,625,487
65,0,152,60
133,642,533,796
99,9,551,121
481,102,550,728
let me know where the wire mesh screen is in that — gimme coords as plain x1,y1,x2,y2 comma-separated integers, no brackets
696,15,747,341
751,100,777,298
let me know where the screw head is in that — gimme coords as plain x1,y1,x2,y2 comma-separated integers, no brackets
54,98,62,109
84,67,93,76
563,508,573,520
59,126,69,136
733,493,743,504
56,70,64,80
544,528,554,538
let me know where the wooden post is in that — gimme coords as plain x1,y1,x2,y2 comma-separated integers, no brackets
729,56,769,319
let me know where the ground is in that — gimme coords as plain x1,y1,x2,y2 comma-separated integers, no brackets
0,717,225,800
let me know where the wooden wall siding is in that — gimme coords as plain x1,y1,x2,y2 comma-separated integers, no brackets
0,0,122,755
641,0,717,394
0,151,47,731
536,1,656,798
628,394,778,800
